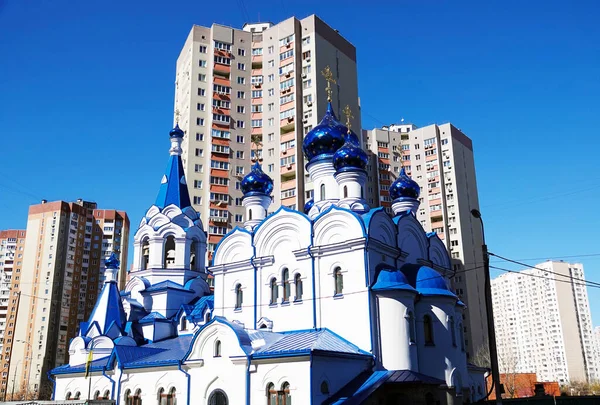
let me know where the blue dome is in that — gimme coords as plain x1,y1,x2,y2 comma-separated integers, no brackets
302,102,347,163
372,269,416,292
304,198,314,214
343,129,360,146
389,167,420,200
169,123,184,138
333,138,368,172
104,252,120,269
241,162,274,197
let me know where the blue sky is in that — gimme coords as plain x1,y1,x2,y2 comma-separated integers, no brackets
1,1,600,322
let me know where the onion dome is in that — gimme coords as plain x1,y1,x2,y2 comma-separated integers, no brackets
302,102,347,163
332,138,368,172
104,252,120,269
343,129,361,146
389,167,420,200
241,162,274,198
304,198,314,214
169,123,184,139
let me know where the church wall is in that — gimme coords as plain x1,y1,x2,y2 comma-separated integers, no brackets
250,359,311,405
217,263,255,328
311,355,372,403
56,372,118,401
376,293,418,371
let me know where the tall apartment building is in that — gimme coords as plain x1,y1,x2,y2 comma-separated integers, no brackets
363,123,487,360
0,230,26,396
173,15,360,254
3,200,129,399
492,261,598,384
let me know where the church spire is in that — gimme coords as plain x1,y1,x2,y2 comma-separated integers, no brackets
154,124,192,209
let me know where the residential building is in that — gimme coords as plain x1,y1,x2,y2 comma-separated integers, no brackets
4,200,129,399
363,123,487,360
173,15,361,256
49,118,488,405
0,229,26,397
492,261,598,384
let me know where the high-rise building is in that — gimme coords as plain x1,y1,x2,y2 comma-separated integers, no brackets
173,15,361,255
0,229,26,397
492,261,598,384
363,123,487,360
3,200,129,399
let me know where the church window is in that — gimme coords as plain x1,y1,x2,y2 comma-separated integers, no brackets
267,383,276,405
66,392,72,400
320,381,329,394
450,316,456,347
407,311,416,344
278,382,291,405
125,389,131,405
163,236,176,268
334,267,343,295
132,389,142,405
74,392,81,400
424,315,434,345
270,278,278,304
141,238,150,270
320,184,326,200
235,284,243,310
282,269,290,302
214,340,222,357
343,185,348,198
158,388,175,405
208,390,228,405
205,312,211,323
190,240,198,271
180,316,187,331
94,391,100,400
249,210,253,220
103,390,111,400
294,273,303,301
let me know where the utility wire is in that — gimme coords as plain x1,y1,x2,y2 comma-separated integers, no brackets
489,265,600,290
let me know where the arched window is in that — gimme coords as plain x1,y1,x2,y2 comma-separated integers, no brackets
320,381,329,395
459,323,465,351
208,390,228,405
424,315,434,345
103,390,111,400
205,312,211,323
214,339,222,357
164,236,176,268
450,316,457,347
142,238,150,270
334,267,343,295
279,382,291,405
125,389,132,405
343,185,348,198
270,277,278,304
94,390,100,400
157,388,164,405
320,184,326,200
74,392,81,400
407,311,416,344
294,273,303,301
282,269,290,302
166,388,176,405
249,210,253,220
133,389,142,405
266,383,276,404
235,284,243,310
180,315,187,331
66,392,72,400
190,240,197,271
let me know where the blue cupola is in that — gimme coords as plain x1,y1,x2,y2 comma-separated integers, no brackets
304,198,314,215
389,168,420,200
333,139,368,172
302,102,347,164
241,162,274,198
155,125,192,209
169,123,184,138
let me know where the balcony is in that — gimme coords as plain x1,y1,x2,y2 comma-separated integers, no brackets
210,216,229,224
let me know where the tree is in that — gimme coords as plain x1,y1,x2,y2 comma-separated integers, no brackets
471,339,491,368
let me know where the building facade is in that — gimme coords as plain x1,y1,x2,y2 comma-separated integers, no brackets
492,261,598,384
4,200,129,399
173,15,361,256
0,229,26,398
363,123,487,361
49,113,488,404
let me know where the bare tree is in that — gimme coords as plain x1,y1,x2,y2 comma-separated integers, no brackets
499,352,520,398
472,339,491,368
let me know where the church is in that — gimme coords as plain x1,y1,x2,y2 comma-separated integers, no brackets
49,95,488,404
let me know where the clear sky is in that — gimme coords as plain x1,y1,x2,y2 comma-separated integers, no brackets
1,1,600,322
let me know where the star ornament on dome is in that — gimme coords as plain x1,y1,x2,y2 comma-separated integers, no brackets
321,66,336,102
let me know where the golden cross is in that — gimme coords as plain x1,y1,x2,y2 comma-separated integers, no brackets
342,105,353,131
321,66,336,102
174,109,181,123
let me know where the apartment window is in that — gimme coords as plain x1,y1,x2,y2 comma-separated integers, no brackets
302,36,310,45
212,129,231,139
238,48,246,56
198,88,206,96
441,139,449,145
237,62,246,71
251,119,263,128
302,65,312,75
280,155,296,166
210,160,230,169
237,91,246,99
209,226,228,235
214,55,231,65
236,151,245,159
302,79,312,89
268,118,274,126
198,73,206,81
252,90,263,98
280,78,294,90
237,106,246,113
425,149,436,156
237,135,245,143
236,166,245,175
235,214,243,222
195,148,204,157
281,188,296,199
267,45,274,54
213,84,231,95
195,133,204,141
281,140,296,150
251,75,263,85
302,50,311,60
210,192,229,201
212,113,230,123
268,103,274,111
235,197,242,206
199,60,207,67
303,94,313,104
194,164,203,173
415,154,421,160
237,120,245,128
267,73,275,82
280,108,295,120
196,103,205,111
280,49,293,60
267,59,275,68
237,76,246,84
214,41,231,51
304,125,313,134
267,133,275,141
267,164,274,172
196,118,204,126
251,104,263,113
279,63,294,76
212,99,231,109
424,137,436,146
199,45,207,53
193,180,203,189
252,48,263,55
210,177,229,186
211,144,230,154
268,88,275,96
279,34,294,46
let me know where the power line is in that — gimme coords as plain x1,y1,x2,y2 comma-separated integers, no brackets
489,265,600,290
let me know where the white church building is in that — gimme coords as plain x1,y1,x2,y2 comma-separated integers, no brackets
49,101,488,404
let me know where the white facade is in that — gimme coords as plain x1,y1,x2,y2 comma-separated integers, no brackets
50,119,486,405
492,261,598,384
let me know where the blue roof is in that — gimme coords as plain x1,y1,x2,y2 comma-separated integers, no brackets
139,312,168,324
189,295,214,321
51,356,111,375
86,281,127,335
119,335,194,368
253,329,370,359
325,370,445,405
372,269,416,293
143,280,193,293
401,264,456,298
154,135,191,209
